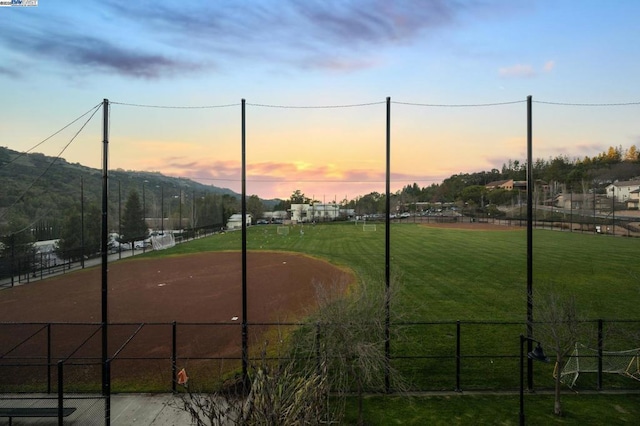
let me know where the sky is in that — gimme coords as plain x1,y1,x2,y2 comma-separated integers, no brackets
1,0,639,200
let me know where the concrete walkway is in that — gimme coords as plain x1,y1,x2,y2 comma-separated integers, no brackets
109,394,193,425
0,393,194,425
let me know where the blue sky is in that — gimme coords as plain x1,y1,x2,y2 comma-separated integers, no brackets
1,0,639,199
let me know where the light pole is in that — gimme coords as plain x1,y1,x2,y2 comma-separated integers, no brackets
142,180,147,252
118,180,122,260
519,334,550,426
80,177,85,269
179,188,183,231
611,186,615,235
161,185,164,234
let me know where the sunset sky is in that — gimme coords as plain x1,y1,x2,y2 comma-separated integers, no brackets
1,1,639,200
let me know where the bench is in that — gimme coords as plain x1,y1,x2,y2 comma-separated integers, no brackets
0,407,76,425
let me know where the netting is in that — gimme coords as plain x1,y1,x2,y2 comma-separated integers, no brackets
362,224,377,232
557,343,640,387
151,233,176,251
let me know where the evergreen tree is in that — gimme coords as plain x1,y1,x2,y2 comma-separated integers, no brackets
121,190,148,243
56,204,102,261
0,217,36,279
246,194,264,222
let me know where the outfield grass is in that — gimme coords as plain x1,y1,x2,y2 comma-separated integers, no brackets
344,393,640,425
152,222,639,321
138,223,640,421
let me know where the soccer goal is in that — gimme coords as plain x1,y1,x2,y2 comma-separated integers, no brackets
362,224,377,232
151,233,176,251
555,342,640,388
277,226,290,236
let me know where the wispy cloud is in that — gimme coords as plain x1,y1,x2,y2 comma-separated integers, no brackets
130,155,444,198
499,60,555,78
498,63,536,78
543,60,555,72
2,27,198,78
0,65,18,78
0,0,500,79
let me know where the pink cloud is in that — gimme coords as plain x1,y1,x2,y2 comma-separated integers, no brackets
543,60,555,72
135,156,445,200
499,63,536,78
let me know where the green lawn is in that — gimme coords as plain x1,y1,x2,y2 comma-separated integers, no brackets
153,222,639,321
344,393,640,425
141,223,640,422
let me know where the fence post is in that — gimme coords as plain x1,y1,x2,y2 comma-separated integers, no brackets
47,323,52,394
455,321,461,392
315,322,321,375
105,359,111,425
597,319,603,391
172,321,177,393
57,360,64,426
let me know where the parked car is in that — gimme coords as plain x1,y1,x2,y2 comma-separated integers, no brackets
108,241,131,253
134,240,151,249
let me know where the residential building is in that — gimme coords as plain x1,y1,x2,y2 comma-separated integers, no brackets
605,179,640,203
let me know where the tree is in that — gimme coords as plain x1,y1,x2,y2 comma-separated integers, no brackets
290,189,310,204
534,290,587,417
56,203,101,261
246,195,264,222
221,194,239,226
295,277,406,425
461,185,486,206
486,188,518,206
0,217,36,280
121,189,148,243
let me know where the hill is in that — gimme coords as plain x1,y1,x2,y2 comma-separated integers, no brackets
0,146,278,238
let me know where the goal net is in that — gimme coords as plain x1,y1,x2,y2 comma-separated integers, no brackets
556,343,640,388
151,233,176,251
277,226,290,236
362,224,377,232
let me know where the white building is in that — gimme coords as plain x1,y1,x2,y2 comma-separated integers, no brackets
605,179,640,203
289,203,353,222
263,211,288,221
226,213,252,230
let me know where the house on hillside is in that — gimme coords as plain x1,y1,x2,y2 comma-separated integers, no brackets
485,180,528,191
605,179,640,203
226,213,252,230
555,193,596,210
554,193,614,211
485,179,514,190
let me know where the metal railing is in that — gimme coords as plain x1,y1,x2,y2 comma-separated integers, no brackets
2,319,639,394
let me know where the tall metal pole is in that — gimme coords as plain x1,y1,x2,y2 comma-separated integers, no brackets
384,96,391,392
519,335,525,426
142,181,146,253
526,95,534,390
118,180,122,260
161,186,164,234
241,99,248,384
80,177,85,269
570,190,573,233
101,99,109,397
612,187,615,235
